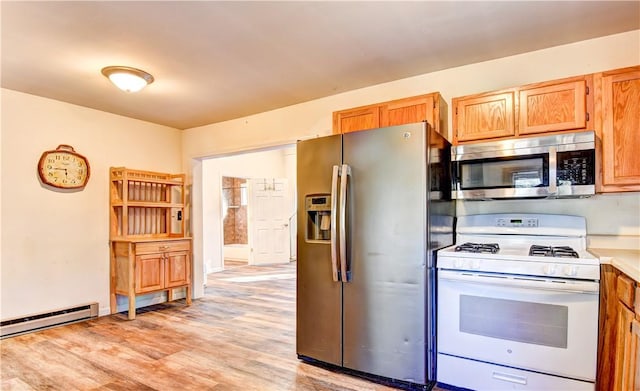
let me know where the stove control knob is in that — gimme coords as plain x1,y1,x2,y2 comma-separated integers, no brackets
564,266,578,277
543,264,557,275
454,259,464,269
471,260,481,269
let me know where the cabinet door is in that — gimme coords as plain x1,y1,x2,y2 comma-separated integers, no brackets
519,80,588,135
615,303,638,391
597,265,619,391
164,251,190,287
332,105,380,134
135,254,164,293
633,317,640,391
599,67,640,191
454,91,515,143
380,95,433,128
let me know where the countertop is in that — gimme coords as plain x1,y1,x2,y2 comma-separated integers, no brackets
110,237,192,243
589,248,640,282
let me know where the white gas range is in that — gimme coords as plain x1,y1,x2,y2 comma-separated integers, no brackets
436,213,600,391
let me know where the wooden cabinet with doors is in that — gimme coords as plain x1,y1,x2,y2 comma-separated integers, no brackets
594,65,640,192
452,75,593,144
109,167,192,320
332,92,447,137
333,105,380,134
597,265,640,390
452,89,516,143
111,239,192,320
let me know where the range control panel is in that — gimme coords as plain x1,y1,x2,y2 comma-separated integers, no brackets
496,217,539,227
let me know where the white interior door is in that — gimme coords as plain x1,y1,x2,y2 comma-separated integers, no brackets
247,178,291,265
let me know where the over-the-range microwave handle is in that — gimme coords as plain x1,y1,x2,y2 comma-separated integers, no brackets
330,165,340,282
339,164,351,282
548,146,557,195
439,270,599,294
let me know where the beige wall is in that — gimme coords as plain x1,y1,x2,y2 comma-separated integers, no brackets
182,30,639,156
184,30,640,298
1,89,182,319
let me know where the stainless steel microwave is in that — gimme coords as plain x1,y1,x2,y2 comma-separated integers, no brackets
452,131,595,200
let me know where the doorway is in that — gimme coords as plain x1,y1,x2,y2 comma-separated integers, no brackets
200,145,297,277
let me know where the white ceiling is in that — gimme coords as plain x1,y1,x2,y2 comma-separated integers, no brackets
2,1,639,130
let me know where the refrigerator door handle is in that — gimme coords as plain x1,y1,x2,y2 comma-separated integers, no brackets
330,165,340,282
339,164,351,282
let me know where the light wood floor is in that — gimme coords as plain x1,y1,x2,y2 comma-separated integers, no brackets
223,259,248,269
1,262,441,390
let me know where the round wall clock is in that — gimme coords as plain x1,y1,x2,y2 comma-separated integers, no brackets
37,144,90,189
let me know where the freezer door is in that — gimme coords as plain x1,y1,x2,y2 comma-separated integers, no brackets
296,134,343,366
342,123,429,384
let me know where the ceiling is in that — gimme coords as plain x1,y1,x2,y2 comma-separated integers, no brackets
2,1,639,130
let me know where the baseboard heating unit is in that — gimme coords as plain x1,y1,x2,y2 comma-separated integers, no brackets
1,303,99,339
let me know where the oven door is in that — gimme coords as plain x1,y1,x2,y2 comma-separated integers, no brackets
437,270,599,382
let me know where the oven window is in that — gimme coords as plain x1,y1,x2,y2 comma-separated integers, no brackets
459,295,568,348
458,154,548,189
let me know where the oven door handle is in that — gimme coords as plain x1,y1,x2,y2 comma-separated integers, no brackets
439,271,599,294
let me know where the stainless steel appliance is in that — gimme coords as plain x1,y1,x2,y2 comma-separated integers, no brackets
296,122,454,389
437,213,600,391
452,131,595,199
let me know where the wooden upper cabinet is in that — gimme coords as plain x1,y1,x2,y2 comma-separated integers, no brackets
452,75,592,144
381,95,431,126
595,66,640,192
332,105,380,134
332,92,447,136
519,80,588,135
379,93,447,136
453,91,515,143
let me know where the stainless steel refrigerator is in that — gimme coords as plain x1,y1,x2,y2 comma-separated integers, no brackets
296,122,454,389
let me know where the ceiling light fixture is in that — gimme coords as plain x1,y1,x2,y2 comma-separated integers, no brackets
101,66,154,93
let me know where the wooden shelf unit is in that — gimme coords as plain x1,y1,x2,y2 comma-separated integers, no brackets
109,167,191,320
109,167,186,239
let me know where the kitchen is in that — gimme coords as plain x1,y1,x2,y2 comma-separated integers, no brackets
2,2,640,390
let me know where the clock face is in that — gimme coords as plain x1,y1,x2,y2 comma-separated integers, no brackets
38,145,90,189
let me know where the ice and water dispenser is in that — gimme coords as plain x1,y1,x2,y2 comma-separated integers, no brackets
305,194,331,242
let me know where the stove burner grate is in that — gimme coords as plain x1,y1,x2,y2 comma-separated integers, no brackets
454,242,500,254
529,245,579,258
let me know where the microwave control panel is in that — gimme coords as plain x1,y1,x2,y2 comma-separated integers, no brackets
556,150,595,185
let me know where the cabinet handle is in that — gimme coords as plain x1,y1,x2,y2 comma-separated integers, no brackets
159,245,170,250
